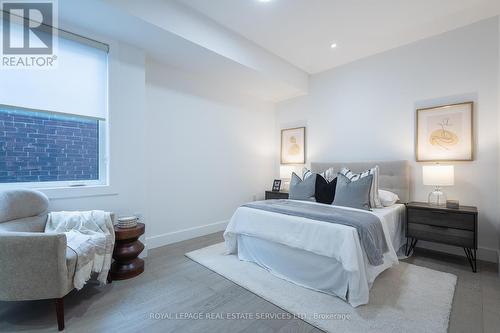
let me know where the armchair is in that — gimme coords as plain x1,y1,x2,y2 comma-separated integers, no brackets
0,189,113,331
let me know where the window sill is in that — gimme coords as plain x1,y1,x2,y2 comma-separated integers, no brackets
38,185,118,200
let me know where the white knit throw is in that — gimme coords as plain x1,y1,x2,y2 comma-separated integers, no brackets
45,211,115,290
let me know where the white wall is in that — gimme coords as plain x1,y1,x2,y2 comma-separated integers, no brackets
28,23,278,254
276,17,500,262
145,59,276,248
40,38,149,252
40,38,278,253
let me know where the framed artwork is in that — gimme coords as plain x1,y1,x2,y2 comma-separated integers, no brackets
272,179,282,192
416,102,473,161
281,127,305,164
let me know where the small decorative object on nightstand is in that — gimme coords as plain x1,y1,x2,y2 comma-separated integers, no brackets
110,223,145,280
446,200,460,209
405,202,478,272
265,190,289,200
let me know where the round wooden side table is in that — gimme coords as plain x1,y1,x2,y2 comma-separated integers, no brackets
110,223,145,280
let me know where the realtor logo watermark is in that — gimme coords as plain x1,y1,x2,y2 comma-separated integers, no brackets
1,0,58,68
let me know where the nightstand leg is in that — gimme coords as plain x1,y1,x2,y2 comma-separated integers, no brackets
405,237,418,256
473,249,477,272
463,248,477,273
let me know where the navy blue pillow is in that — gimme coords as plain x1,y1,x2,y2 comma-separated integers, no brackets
315,175,337,204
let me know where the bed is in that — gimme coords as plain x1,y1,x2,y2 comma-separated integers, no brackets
224,160,410,307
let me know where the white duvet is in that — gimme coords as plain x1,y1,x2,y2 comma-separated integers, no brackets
224,201,406,306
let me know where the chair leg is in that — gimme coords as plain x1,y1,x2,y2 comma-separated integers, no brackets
55,297,64,331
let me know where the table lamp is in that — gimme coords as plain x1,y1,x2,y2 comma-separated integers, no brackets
423,165,454,206
280,165,301,191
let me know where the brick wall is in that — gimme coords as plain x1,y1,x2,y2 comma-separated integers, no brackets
0,108,99,183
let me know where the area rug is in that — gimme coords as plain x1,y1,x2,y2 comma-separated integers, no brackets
186,243,457,333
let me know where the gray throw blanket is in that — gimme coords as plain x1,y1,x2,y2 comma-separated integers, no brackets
243,200,388,266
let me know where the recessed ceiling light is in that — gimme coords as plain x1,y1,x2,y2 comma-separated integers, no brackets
257,0,272,2
330,43,337,49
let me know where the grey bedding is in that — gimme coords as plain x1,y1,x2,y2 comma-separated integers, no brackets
242,199,388,266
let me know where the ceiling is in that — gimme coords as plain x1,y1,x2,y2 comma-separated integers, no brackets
58,0,308,102
182,0,500,74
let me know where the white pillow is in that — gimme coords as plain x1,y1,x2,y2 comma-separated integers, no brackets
321,167,336,182
302,167,336,182
302,167,312,180
378,190,399,207
340,166,382,208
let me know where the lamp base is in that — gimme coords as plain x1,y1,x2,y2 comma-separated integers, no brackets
428,187,447,206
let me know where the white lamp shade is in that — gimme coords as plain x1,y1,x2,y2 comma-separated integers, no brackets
280,165,301,180
423,165,454,186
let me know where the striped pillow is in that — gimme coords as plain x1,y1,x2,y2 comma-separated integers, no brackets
339,166,382,208
302,167,335,182
302,167,313,180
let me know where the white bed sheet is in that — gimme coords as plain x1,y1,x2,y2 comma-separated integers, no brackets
224,202,406,307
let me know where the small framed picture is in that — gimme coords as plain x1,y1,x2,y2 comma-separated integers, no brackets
272,179,282,192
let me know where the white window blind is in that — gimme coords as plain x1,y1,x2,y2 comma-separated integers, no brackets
0,19,108,120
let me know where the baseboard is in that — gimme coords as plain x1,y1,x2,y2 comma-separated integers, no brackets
416,241,498,263
146,220,229,249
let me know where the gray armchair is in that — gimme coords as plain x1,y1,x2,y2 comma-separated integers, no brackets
0,189,112,331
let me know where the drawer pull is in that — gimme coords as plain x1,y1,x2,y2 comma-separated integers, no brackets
431,210,447,214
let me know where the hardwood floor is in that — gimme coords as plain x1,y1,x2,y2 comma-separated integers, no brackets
1,231,499,333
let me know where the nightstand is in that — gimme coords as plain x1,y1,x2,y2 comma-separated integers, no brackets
265,190,289,200
405,202,478,272
110,223,145,280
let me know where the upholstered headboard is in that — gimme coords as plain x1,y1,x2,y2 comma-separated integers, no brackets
311,160,410,203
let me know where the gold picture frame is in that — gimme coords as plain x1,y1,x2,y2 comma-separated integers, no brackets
416,102,473,161
280,127,306,164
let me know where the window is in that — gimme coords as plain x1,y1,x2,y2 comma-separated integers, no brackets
0,18,108,187
0,107,101,183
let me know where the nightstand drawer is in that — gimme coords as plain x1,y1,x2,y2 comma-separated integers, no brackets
407,208,474,231
407,223,474,248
